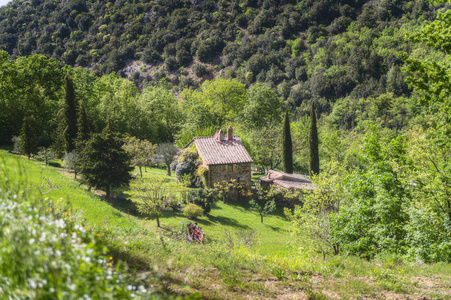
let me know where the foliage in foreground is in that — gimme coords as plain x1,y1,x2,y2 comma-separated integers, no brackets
0,170,179,299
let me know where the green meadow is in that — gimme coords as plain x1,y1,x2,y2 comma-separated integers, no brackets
2,152,292,256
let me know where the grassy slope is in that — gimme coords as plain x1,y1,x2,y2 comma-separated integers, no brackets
1,153,292,255
124,166,291,255
1,152,137,231
3,152,451,299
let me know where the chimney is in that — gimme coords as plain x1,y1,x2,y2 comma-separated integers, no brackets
227,126,233,140
218,129,224,141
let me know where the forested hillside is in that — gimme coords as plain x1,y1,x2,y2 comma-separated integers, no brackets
0,0,444,109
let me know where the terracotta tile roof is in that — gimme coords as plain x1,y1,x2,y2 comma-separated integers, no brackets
260,170,315,191
193,135,253,165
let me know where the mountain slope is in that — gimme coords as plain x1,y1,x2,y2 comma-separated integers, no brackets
0,0,439,105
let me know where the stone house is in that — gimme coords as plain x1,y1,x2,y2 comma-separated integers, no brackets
184,126,253,188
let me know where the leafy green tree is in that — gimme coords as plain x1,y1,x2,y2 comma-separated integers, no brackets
246,125,282,172
331,129,409,259
282,110,293,174
19,117,38,160
156,143,179,176
249,185,276,223
63,150,78,179
240,82,283,130
123,136,156,178
131,177,174,228
181,78,246,128
63,74,78,153
286,161,345,259
309,102,319,175
78,126,133,200
138,83,183,142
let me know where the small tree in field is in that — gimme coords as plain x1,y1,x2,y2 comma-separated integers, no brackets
285,161,345,260
64,150,78,179
156,143,179,176
131,177,173,228
214,180,235,203
123,136,156,178
77,126,133,200
39,147,53,166
249,185,276,223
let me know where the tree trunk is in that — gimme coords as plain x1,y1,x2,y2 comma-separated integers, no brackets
166,164,171,176
106,184,110,201
139,166,142,178
261,214,264,223
74,169,77,179
156,213,160,228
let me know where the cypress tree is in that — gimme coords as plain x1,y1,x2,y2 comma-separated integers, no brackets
64,74,78,153
309,102,319,175
19,117,38,160
76,99,91,149
282,109,293,174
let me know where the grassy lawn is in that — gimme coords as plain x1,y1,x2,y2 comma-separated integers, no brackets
127,165,292,255
1,153,292,255
0,152,137,231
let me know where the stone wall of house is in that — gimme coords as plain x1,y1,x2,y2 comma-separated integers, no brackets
208,163,251,187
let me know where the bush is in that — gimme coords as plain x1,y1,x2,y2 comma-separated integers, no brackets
175,148,199,184
170,160,178,171
175,159,196,183
11,136,21,153
192,63,208,77
183,203,204,219
186,188,219,214
48,161,62,168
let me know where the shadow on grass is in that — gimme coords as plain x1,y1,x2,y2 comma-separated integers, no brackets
205,214,250,230
265,224,285,232
221,198,289,221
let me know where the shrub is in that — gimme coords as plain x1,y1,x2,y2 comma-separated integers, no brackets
175,159,196,183
48,161,62,168
195,165,209,187
186,188,219,214
183,203,204,219
192,63,208,77
175,148,200,184
11,136,21,153
170,160,178,171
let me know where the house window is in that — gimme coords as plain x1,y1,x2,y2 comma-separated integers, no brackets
228,164,233,173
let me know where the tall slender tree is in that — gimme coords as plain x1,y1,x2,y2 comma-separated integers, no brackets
19,116,38,160
63,74,78,153
309,102,319,175
282,109,293,173
76,99,91,148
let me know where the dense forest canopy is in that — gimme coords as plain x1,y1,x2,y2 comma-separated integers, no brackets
0,0,447,111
